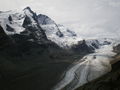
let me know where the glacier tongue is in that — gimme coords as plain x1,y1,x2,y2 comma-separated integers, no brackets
0,7,117,48
53,42,116,90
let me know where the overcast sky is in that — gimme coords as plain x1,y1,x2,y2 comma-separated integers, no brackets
0,0,120,24
0,0,120,38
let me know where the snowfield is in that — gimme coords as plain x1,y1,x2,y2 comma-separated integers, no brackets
41,24,82,47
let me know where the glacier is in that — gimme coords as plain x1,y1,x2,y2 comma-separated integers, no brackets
53,39,117,90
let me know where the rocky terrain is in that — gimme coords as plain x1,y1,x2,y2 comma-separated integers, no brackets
0,7,102,90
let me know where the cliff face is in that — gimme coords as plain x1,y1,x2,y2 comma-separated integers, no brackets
76,44,120,90
113,44,120,55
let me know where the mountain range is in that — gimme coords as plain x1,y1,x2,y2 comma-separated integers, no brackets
0,7,116,90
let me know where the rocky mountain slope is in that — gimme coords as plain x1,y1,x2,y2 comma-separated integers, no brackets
0,7,105,90
0,7,102,49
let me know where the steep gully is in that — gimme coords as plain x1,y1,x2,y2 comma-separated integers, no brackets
53,44,116,90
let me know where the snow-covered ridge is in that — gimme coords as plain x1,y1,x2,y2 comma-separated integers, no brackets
0,7,76,46
0,10,25,34
0,7,81,47
41,24,80,47
0,7,111,49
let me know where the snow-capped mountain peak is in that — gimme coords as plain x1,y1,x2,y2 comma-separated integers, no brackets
0,7,109,49
23,7,33,13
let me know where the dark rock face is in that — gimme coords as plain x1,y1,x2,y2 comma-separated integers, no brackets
91,40,99,49
67,29,77,36
0,26,11,48
37,14,64,38
103,41,111,45
113,44,120,54
6,24,14,32
22,8,48,43
37,14,55,25
22,15,32,27
0,26,19,56
72,40,95,54
8,15,12,22
56,30,64,37
23,7,38,21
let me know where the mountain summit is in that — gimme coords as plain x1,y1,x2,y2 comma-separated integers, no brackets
0,7,114,90
0,7,103,49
